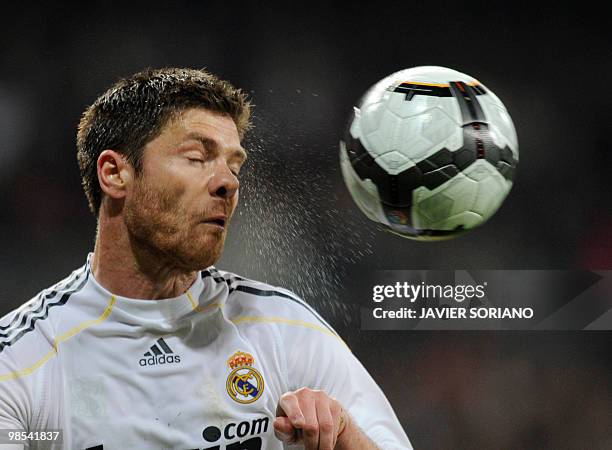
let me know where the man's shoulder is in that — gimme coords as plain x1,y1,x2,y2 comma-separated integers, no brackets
206,267,300,300
0,263,89,363
207,267,337,334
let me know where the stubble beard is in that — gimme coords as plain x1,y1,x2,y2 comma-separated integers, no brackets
124,177,226,272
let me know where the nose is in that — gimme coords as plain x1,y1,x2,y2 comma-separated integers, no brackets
207,162,239,199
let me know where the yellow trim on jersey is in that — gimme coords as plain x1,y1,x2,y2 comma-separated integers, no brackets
186,291,220,313
0,296,116,382
185,292,347,348
230,315,349,348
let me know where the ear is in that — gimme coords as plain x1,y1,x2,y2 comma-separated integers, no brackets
97,150,134,200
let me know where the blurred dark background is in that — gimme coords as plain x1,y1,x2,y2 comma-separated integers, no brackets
1,2,611,449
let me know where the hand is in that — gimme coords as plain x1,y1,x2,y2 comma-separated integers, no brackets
274,387,348,450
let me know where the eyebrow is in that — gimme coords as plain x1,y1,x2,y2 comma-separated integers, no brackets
184,132,248,161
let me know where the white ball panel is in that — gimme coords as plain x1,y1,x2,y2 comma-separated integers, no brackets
370,110,403,156
441,127,464,153
478,95,518,152
494,106,519,155
480,83,503,105
392,118,434,164
447,176,480,216
412,189,455,229
462,159,496,182
430,211,483,230
348,108,363,139
359,101,386,135
412,174,479,229
468,170,511,218
436,97,463,126
339,143,386,224
363,131,387,158
385,92,440,119
375,150,415,174
420,108,458,150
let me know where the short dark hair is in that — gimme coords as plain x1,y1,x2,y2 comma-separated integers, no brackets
76,67,252,216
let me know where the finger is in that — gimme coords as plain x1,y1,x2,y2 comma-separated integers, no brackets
300,393,319,450
316,398,335,450
273,416,296,443
277,393,306,429
329,399,345,448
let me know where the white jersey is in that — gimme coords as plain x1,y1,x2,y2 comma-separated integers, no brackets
0,255,412,450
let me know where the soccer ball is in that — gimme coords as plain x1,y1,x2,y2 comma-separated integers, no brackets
340,66,518,240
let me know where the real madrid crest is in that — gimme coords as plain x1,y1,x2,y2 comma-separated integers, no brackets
226,351,264,404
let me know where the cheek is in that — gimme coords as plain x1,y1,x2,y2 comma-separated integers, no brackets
148,161,192,197
131,175,185,217
142,156,191,188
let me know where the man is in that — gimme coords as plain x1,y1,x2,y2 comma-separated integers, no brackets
0,68,412,450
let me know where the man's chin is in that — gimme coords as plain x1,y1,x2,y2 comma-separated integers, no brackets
175,252,219,271
178,236,225,270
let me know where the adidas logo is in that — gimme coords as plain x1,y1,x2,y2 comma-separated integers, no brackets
139,338,181,367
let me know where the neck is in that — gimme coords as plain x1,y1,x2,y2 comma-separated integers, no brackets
92,210,197,300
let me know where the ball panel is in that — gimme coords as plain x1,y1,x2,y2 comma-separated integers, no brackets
419,108,460,152
478,95,519,153
464,161,511,218
339,142,386,224
412,190,455,229
386,93,440,119
429,211,484,230
361,110,399,159
412,174,479,229
375,150,414,174
360,101,386,135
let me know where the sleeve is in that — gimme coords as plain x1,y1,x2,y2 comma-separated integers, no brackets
0,346,33,450
0,323,66,450
282,310,413,450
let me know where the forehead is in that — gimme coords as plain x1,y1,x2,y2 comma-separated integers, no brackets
164,108,241,145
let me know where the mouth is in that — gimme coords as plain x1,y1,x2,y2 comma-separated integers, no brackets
202,216,227,229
